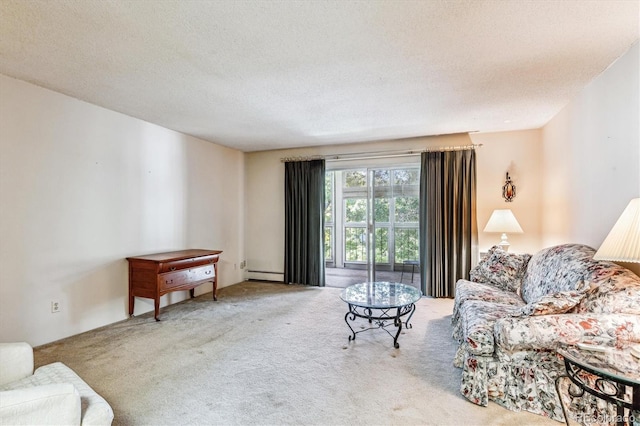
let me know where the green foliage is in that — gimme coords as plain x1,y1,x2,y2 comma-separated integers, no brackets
325,172,334,223
395,229,419,262
345,198,367,223
375,227,389,262
374,170,389,186
324,227,333,260
344,170,366,187
395,196,419,222
343,227,389,263
394,169,419,185
344,227,366,261
374,198,389,222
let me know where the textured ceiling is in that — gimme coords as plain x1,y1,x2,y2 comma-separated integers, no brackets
0,0,638,152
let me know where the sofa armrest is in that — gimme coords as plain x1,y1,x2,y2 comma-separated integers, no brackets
494,313,640,352
0,342,34,386
0,383,81,425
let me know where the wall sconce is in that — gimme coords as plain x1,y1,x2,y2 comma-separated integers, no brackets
502,172,516,202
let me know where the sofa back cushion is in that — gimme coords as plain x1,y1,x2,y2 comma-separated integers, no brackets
469,246,531,293
577,261,640,314
520,244,595,304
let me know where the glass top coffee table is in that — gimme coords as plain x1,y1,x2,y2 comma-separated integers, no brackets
340,282,422,348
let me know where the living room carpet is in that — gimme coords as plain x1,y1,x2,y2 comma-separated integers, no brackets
33,281,556,425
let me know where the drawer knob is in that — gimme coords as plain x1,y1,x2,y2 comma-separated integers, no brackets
170,267,176,271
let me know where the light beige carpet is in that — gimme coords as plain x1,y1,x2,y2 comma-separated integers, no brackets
34,281,557,426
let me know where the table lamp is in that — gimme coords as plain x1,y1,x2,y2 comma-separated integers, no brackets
593,198,640,360
593,198,640,263
483,209,523,251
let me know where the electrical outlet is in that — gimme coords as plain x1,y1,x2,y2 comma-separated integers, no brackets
51,300,61,313
240,260,246,269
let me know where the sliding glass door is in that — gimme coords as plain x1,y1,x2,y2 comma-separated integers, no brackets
325,166,420,287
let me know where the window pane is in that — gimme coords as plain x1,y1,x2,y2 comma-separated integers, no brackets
345,227,366,262
395,228,419,262
344,170,366,188
345,198,367,223
324,227,333,261
374,170,389,186
395,196,419,222
325,172,333,223
374,197,389,222
394,169,419,185
375,227,389,263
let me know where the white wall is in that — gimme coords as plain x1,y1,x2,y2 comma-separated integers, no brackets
541,42,639,274
470,129,543,254
245,131,545,280
0,75,245,346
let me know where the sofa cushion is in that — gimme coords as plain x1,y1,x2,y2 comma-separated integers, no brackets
459,300,522,355
0,362,114,426
520,244,595,304
454,280,525,309
469,246,531,293
0,383,81,425
518,290,586,316
494,313,640,352
0,342,33,386
452,280,525,341
578,262,640,314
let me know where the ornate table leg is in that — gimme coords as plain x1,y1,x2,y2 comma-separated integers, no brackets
345,305,357,342
392,307,403,349
405,303,416,329
633,384,639,426
555,375,572,426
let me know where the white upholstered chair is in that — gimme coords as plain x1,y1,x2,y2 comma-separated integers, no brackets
0,342,113,425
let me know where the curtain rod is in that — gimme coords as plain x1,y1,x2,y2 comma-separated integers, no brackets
280,144,482,162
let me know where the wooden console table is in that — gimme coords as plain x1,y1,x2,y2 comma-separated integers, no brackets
127,249,222,321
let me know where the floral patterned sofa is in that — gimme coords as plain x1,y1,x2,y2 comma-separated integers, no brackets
452,243,640,422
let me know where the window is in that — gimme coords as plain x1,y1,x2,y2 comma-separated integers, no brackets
324,172,334,262
325,166,419,268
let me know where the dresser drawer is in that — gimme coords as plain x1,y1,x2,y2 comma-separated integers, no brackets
159,255,218,272
160,270,191,290
159,264,215,291
190,264,215,282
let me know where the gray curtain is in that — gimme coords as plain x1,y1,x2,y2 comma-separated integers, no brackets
284,159,326,286
419,150,477,297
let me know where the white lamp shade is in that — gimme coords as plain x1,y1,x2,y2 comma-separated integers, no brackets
483,209,524,233
593,198,640,263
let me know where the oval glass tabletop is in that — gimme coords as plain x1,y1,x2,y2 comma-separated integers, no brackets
340,282,422,309
558,346,640,385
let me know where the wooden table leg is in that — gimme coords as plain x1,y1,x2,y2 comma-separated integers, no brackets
213,263,218,301
154,297,160,321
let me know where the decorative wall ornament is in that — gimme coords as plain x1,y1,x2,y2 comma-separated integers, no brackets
502,172,516,202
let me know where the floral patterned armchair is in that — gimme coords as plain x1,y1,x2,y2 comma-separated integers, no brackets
452,243,640,422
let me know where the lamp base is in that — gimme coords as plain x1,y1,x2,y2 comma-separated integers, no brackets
498,233,510,252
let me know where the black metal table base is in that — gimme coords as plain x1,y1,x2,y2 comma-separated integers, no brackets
555,355,639,426
344,303,416,348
